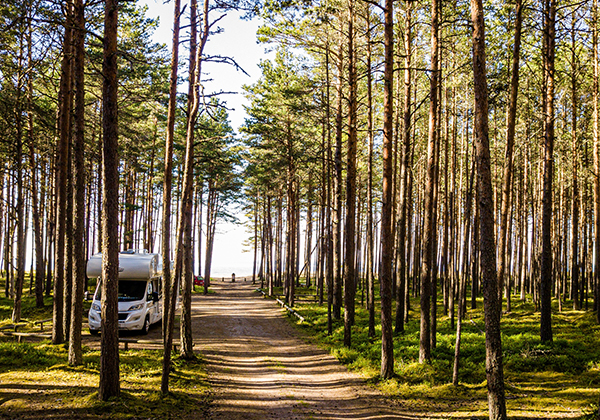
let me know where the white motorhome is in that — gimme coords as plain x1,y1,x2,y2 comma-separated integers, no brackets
87,250,163,335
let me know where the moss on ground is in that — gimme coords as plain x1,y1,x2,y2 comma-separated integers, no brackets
270,284,600,419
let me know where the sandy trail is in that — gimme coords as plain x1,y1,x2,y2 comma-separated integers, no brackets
193,281,412,420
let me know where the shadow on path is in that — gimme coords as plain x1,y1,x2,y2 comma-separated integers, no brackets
192,282,416,420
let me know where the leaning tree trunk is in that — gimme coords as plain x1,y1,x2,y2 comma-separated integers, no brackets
470,0,507,418
161,0,181,395
98,0,120,401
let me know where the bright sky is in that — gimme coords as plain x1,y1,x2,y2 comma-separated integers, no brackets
139,0,266,277
139,0,266,130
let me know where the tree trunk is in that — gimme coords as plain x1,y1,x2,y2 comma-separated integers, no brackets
52,1,73,344
419,0,440,364
395,0,412,335
470,0,507,417
540,0,555,342
177,0,204,361
332,41,343,320
98,0,120,401
343,0,357,347
69,0,86,366
593,0,600,323
379,0,394,379
12,31,25,323
570,9,580,311
161,0,181,395
204,186,218,292
498,0,522,307
365,6,375,338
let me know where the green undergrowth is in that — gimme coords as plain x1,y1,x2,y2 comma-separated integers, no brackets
266,285,600,419
0,281,210,419
0,341,211,419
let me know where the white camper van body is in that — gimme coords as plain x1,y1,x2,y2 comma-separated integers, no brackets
87,250,163,334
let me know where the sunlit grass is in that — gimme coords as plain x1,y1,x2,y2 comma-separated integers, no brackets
268,282,600,418
0,277,210,419
0,341,211,419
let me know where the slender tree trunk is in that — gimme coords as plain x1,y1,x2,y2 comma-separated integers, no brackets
69,0,86,366
344,0,357,347
25,11,45,309
365,6,375,338
12,32,25,323
204,186,218,292
395,0,412,335
540,0,555,342
420,0,440,364
571,9,580,311
470,0,507,417
333,42,344,320
593,0,600,323
53,1,73,344
498,0,523,307
380,0,394,378
177,0,204,360
98,0,120,401
161,0,181,395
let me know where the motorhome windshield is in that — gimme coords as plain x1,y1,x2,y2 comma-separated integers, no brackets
95,280,147,302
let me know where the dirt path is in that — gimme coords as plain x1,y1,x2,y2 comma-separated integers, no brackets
193,281,413,420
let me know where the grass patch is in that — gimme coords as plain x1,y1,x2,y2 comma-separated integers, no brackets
0,341,211,419
267,284,600,419
0,280,210,419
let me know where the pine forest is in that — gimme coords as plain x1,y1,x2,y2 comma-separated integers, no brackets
2,0,600,419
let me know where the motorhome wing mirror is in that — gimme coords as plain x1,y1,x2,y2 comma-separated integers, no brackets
152,291,159,303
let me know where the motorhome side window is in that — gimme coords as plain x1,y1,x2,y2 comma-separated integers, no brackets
147,282,153,300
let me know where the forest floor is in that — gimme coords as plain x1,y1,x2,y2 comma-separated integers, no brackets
194,280,416,420
1,281,596,419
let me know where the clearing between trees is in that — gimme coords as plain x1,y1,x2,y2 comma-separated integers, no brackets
195,281,411,420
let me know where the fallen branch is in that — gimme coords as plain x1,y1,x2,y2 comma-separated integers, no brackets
256,289,305,323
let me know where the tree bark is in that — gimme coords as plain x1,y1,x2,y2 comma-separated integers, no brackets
593,0,600,323
176,0,204,361
332,41,344,320
98,0,120,401
161,0,181,395
570,9,580,311
53,1,73,344
498,0,522,308
419,0,440,364
395,0,412,335
540,0,555,342
470,0,507,417
12,29,26,323
343,0,357,347
69,0,86,366
379,0,394,378
365,6,375,339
